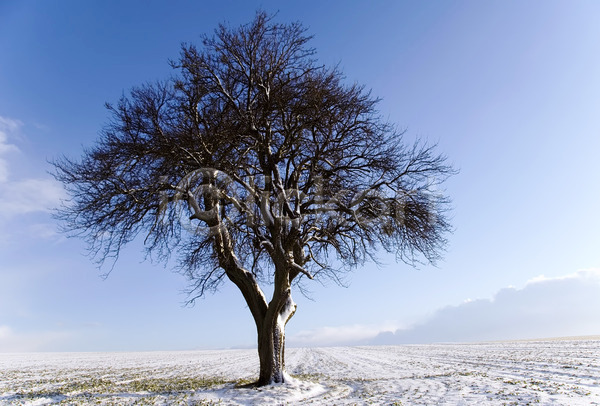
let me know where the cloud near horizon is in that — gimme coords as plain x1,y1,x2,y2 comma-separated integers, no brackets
372,269,600,345
288,321,403,347
0,324,75,352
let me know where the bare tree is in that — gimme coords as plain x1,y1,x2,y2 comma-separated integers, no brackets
53,12,455,386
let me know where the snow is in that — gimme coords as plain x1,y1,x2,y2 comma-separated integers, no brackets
278,296,296,328
1,339,599,405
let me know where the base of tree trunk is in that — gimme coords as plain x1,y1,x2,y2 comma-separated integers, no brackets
256,309,290,386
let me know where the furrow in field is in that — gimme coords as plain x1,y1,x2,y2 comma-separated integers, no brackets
1,340,599,405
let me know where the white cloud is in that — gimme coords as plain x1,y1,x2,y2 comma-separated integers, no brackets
372,269,600,344
525,269,599,285
0,116,22,130
0,116,22,150
0,115,65,218
0,324,74,352
0,178,65,216
26,222,62,241
289,321,403,347
0,116,21,183
0,160,9,183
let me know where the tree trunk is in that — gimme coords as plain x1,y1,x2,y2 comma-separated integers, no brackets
256,290,296,386
257,318,286,385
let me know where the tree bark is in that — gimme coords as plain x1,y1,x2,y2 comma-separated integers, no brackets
256,288,296,385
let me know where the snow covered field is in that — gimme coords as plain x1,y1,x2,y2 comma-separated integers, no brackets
1,339,599,405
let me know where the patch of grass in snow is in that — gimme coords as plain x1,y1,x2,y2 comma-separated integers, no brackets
233,377,256,387
231,373,327,387
2,375,228,405
126,376,228,393
290,372,327,383
493,375,592,397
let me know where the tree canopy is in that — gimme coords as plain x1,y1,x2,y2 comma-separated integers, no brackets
53,12,455,385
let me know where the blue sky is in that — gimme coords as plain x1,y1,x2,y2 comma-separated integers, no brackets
1,1,600,352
